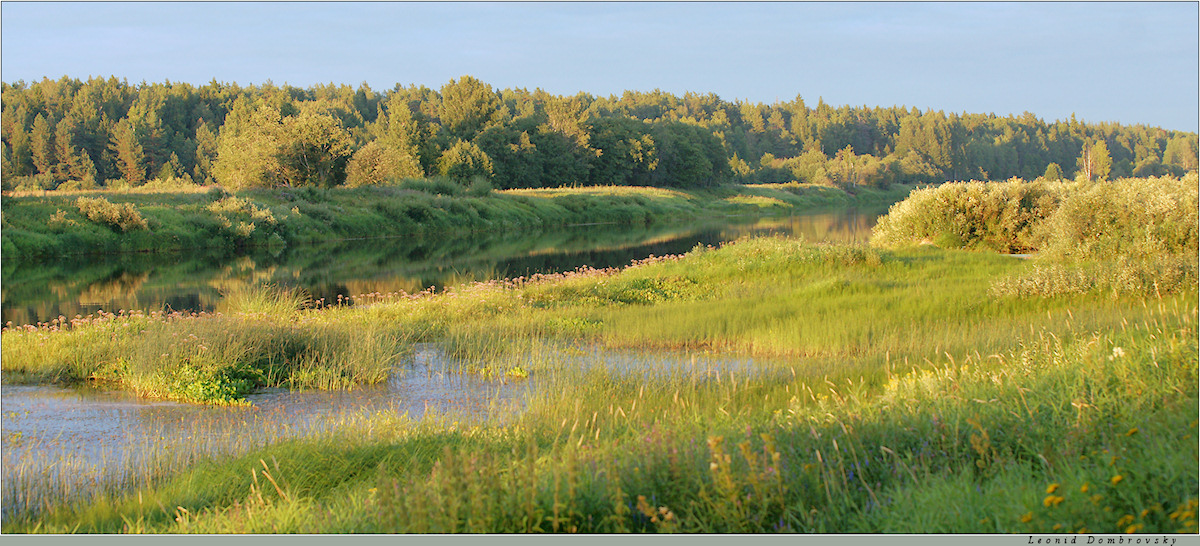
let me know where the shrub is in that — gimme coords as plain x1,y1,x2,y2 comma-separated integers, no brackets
75,196,148,232
870,179,1061,253
467,175,493,197
872,174,1198,260
1037,173,1198,261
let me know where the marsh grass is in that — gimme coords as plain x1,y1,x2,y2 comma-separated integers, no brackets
6,295,1192,533
2,221,1195,532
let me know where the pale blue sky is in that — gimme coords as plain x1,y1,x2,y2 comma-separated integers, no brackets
2,2,1197,132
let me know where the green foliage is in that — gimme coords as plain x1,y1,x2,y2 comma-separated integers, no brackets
343,141,422,187
871,174,1199,261
75,196,148,232
437,140,494,184
1037,173,1199,261
871,178,1061,253
1042,162,1063,181
4,75,1193,194
213,100,352,189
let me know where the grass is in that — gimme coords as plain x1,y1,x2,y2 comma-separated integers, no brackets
1,182,913,263
1,176,1194,533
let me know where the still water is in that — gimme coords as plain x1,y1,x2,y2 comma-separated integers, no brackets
2,207,884,326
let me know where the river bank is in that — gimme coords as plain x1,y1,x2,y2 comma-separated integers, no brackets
0,181,913,262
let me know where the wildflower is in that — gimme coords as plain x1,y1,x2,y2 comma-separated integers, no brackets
1111,475,1124,486
1020,512,1033,523
1053,523,1063,531
1125,524,1143,534
1117,515,1135,527
1044,495,1065,508
1046,483,1060,494
1091,494,1104,504
1080,483,1090,493
1126,427,1138,436
1111,347,1125,358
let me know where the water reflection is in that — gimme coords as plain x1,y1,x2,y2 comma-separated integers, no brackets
2,208,884,326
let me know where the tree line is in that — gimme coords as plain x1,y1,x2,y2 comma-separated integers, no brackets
3,75,1197,192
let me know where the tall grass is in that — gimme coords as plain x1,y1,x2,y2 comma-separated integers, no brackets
1,286,412,404
5,294,1193,533
2,230,1195,533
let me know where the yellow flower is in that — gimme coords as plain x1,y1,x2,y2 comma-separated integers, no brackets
1053,523,1063,531
1111,475,1124,485
1126,427,1138,436
1080,483,1090,493
1092,494,1104,504
1020,512,1033,523
1044,495,1066,507
1125,524,1144,534
1117,515,1135,527
1141,509,1151,518
1077,527,1089,534
1046,483,1060,494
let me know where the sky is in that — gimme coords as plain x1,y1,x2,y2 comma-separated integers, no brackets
1,2,1197,132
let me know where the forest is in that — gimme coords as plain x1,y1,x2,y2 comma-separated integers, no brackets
3,75,1197,193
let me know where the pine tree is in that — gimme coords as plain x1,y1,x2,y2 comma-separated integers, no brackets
109,119,146,185
30,113,55,176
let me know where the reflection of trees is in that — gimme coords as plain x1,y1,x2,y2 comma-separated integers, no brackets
78,271,150,305
3,209,885,325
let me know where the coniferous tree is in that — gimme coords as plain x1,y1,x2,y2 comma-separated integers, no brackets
1043,162,1063,181
5,121,34,177
193,121,218,184
29,113,55,176
108,119,146,185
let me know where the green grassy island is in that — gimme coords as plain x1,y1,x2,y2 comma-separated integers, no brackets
2,174,1195,533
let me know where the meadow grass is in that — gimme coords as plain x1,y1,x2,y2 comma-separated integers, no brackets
1,182,911,262
3,228,1194,532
